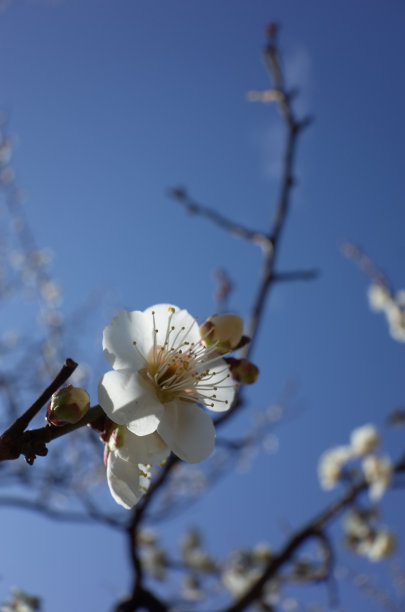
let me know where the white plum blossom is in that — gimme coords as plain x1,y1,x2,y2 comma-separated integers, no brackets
105,427,169,509
350,423,380,456
318,446,353,490
362,455,393,501
367,283,405,343
367,284,391,312
222,565,262,598
385,301,405,342
367,529,397,561
99,304,236,465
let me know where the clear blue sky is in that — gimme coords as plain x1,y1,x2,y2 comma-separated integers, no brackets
0,1,404,610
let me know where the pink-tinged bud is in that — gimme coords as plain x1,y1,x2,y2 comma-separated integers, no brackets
226,358,259,385
200,314,244,354
47,385,90,426
266,22,279,38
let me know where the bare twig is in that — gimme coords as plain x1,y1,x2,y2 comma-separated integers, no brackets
341,242,391,289
169,187,270,250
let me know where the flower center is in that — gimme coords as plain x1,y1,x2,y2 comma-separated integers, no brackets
134,307,233,408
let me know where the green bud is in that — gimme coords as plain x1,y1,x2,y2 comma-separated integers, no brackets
47,385,90,427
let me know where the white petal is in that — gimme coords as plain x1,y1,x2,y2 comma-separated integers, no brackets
118,430,170,465
198,358,236,412
98,370,163,434
157,402,215,463
143,304,201,350
107,452,147,509
102,309,150,370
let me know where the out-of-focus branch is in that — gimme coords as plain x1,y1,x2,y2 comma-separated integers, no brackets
119,455,180,610
341,242,391,288
272,268,320,283
0,495,124,529
169,187,270,250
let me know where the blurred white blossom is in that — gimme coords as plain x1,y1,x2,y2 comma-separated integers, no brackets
368,284,391,312
367,283,405,342
350,424,380,456
1,589,40,612
363,455,393,501
318,446,352,490
367,529,396,561
180,529,216,573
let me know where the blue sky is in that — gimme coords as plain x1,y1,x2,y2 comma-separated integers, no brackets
0,1,404,610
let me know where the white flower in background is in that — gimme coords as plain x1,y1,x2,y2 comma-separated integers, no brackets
222,565,262,598
368,529,396,561
318,446,353,490
1,589,40,612
182,575,203,601
105,426,169,509
141,545,168,581
344,509,372,540
367,284,391,312
362,455,393,501
350,423,380,456
99,305,237,464
367,283,405,343
385,302,405,342
180,529,216,573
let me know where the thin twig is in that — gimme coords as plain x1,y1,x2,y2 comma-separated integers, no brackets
169,187,270,250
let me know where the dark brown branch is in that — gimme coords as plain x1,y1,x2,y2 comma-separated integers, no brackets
0,495,124,529
0,404,104,464
272,268,319,283
2,358,77,437
0,359,78,461
114,587,167,612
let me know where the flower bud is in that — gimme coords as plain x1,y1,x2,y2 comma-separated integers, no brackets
47,385,90,427
225,358,259,384
200,314,244,354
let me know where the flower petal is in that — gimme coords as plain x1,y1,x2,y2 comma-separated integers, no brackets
157,402,215,463
198,358,236,412
102,309,150,370
143,304,201,351
107,453,149,509
118,430,170,465
98,370,163,434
